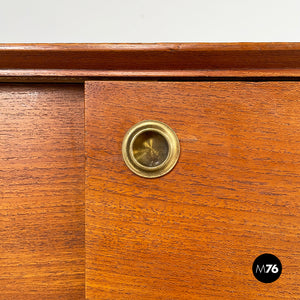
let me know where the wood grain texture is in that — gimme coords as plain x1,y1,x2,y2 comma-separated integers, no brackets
85,81,300,299
0,43,300,79
0,84,85,299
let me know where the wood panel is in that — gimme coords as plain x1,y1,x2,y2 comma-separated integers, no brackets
0,84,85,299
85,81,300,299
1,43,300,79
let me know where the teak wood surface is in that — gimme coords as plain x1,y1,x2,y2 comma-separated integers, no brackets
86,81,300,299
1,43,300,79
0,44,299,299
0,84,85,299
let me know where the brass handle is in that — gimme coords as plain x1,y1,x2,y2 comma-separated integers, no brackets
122,120,180,178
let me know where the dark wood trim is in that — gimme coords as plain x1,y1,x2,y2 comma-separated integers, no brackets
1,43,300,80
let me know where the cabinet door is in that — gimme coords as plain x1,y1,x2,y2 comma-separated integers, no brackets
0,84,85,299
85,81,300,299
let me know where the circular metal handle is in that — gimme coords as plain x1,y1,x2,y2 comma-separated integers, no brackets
122,120,180,178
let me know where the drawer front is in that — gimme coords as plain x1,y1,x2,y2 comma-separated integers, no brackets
85,81,300,299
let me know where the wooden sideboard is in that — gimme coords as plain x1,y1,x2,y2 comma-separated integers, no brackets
0,44,299,299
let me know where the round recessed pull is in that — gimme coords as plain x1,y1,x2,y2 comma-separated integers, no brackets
122,120,180,178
